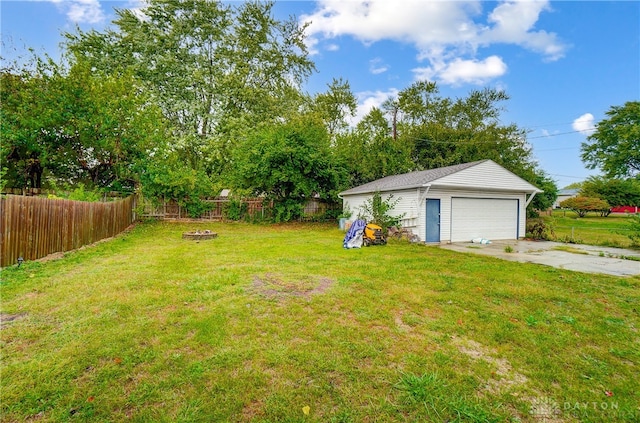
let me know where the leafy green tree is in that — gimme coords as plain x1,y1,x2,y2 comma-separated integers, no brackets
138,148,215,217
580,176,640,207
563,181,583,190
388,83,535,178
334,107,413,188
311,78,357,140
528,171,558,216
1,58,165,192
560,196,611,217
64,0,314,176
0,70,45,188
581,101,640,178
230,115,346,222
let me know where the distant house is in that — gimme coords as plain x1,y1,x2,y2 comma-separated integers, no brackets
339,160,541,243
553,188,579,208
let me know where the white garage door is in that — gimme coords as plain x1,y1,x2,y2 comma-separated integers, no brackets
451,198,519,242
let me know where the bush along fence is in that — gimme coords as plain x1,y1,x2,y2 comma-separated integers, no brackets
0,195,135,267
138,197,340,222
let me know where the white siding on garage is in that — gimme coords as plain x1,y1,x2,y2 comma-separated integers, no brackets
450,198,519,242
433,160,540,192
342,189,420,230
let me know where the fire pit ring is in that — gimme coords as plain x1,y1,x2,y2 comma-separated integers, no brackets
182,230,218,240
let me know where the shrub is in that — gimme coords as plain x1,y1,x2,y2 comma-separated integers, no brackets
224,198,248,221
526,218,555,240
183,198,214,218
358,191,405,234
627,214,640,246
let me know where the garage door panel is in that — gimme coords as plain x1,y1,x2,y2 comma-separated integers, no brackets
451,198,518,242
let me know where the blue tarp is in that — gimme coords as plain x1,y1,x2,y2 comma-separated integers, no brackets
343,219,366,249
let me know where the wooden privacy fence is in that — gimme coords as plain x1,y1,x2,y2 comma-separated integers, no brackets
139,197,339,221
0,195,135,267
140,197,270,220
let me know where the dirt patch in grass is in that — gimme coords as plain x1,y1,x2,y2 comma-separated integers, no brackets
452,336,528,393
451,337,567,422
0,312,27,328
250,273,335,300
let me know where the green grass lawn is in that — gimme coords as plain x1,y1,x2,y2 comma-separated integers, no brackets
1,222,639,422
542,211,636,248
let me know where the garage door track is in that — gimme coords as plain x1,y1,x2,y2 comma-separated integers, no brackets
440,240,640,277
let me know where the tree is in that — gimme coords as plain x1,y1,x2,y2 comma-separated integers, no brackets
580,176,640,208
560,196,611,217
334,107,413,188
563,181,583,190
0,70,45,189
230,115,346,221
389,83,536,178
311,78,357,141
528,171,558,216
1,58,165,192
64,0,314,177
581,101,640,178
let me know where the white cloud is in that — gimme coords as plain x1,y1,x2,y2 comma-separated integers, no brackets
572,113,596,135
413,55,507,86
481,0,566,61
369,58,388,75
301,0,566,85
49,0,105,24
348,89,399,125
326,43,340,52
301,0,481,57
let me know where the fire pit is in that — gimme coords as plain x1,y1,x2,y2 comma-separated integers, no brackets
182,230,218,240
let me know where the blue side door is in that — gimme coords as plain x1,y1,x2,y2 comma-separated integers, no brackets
425,199,441,243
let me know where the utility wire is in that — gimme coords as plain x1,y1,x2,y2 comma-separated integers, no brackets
408,128,594,145
528,129,595,139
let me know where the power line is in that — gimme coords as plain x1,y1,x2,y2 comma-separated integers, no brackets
409,128,594,145
528,129,595,139
524,121,595,129
548,173,589,179
536,147,580,152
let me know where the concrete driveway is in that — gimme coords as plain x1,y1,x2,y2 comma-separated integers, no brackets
439,240,640,277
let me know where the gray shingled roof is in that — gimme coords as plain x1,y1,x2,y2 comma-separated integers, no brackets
339,160,487,196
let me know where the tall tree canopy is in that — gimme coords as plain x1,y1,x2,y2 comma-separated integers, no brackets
230,115,345,221
391,83,534,176
581,101,640,178
1,58,166,191
580,176,640,207
64,0,314,175
3,0,559,218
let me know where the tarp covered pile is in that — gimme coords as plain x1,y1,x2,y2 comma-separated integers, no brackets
343,219,366,249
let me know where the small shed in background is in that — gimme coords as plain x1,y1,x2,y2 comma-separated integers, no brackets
339,159,541,243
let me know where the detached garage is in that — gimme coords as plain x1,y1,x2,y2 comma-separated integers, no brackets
339,160,542,243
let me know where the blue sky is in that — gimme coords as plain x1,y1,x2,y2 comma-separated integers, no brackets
2,0,639,188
